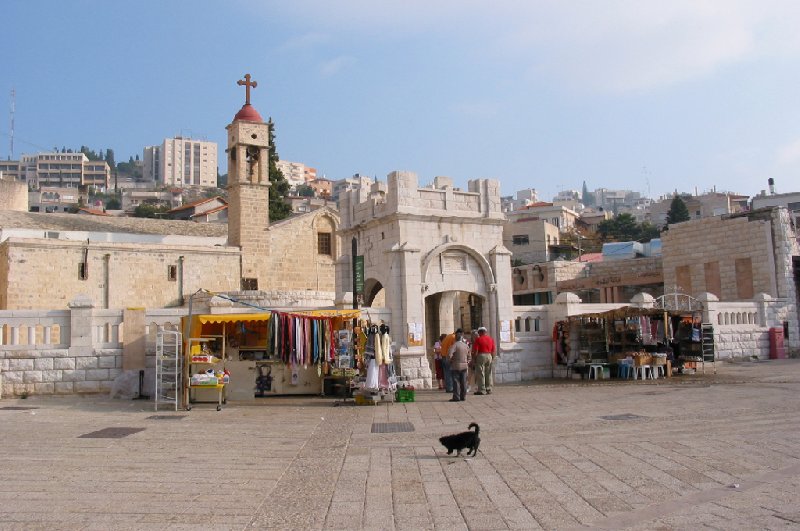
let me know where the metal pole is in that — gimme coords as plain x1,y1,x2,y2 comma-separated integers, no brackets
351,236,358,329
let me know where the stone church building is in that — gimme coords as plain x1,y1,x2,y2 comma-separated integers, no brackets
0,79,340,311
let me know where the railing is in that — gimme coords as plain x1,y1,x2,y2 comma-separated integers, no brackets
0,310,70,349
512,306,549,337
712,302,761,327
92,310,124,348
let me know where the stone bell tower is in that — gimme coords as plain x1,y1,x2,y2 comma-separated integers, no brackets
226,73,272,290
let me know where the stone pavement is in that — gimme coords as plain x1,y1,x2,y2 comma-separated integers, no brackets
1,358,799,530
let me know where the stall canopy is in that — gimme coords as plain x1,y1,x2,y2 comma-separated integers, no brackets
568,306,679,321
196,313,271,324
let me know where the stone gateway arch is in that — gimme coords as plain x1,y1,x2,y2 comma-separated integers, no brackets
336,172,515,388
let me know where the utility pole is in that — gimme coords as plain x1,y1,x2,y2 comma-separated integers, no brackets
9,88,15,160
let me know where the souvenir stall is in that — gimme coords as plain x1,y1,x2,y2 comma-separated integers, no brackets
347,321,401,405
181,309,361,402
553,305,707,380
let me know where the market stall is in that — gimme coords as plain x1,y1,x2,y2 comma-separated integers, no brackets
181,309,403,403
553,304,713,380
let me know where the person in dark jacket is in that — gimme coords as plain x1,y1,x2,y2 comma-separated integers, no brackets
447,330,471,402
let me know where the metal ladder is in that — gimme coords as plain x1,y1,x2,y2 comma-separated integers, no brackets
155,327,182,411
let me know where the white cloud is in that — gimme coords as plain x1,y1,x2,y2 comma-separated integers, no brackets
264,0,800,93
319,55,356,77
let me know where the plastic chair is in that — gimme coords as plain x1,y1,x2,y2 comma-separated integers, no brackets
634,365,652,380
617,360,634,379
588,364,604,380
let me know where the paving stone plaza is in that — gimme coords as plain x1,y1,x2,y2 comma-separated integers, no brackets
1,359,799,530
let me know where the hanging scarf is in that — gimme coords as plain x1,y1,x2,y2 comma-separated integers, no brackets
381,333,392,364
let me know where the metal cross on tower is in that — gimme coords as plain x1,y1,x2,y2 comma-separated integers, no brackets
237,74,257,105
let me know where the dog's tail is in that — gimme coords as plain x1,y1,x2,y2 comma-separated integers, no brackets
468,422,479,434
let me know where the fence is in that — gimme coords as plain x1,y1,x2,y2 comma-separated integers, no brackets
1,291,795,397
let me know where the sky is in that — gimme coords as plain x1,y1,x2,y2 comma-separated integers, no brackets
3,0,800,201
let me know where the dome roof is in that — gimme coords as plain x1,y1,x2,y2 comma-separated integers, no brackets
233,104,263,123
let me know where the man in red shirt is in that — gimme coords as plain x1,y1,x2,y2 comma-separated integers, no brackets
472,326,496,395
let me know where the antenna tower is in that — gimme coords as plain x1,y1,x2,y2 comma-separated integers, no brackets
9,88,15,160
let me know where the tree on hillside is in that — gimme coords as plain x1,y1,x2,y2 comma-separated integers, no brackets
666,196,691,225
133,202,170,218
597,213,640,241
581,181,595,207
105,149,115,169
267,118,292,222
79,146,102,161
296,184,315,197
597,213,661,243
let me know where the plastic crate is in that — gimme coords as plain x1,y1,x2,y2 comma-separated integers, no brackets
354,394,379,406
396,389,415,402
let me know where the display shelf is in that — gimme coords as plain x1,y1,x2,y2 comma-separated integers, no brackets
185,336,227,411
155,328,182,411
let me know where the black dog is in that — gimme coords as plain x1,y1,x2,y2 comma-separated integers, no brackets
439,422,481,457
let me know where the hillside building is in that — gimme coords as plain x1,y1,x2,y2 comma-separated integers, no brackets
143,137,218,188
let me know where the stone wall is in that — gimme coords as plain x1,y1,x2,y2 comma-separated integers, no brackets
662,214,776,299
2,238,241,310
268,209,339,293
0,177,27,212
0,244,8,309
1,347,122,396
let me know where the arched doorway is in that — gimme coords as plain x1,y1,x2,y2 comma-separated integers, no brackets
424,291,485,340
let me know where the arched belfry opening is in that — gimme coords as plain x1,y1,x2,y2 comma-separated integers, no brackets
335,172,514,389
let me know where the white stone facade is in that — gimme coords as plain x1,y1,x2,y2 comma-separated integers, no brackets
336,172,515,389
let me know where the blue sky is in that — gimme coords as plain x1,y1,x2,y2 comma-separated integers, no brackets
3,0,800,201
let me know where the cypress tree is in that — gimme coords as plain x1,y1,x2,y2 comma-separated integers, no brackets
267,118,292,222
666,196,691,225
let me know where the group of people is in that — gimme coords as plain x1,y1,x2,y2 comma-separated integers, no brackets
433,327,497,402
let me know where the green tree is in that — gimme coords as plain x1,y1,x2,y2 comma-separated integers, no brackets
105,197,121,210
597,214,663,243
581,181,594,207
666,196,691,225
79,146,102,161
296,184,315,197
133,202,170,218
267,118,292,222
105,149,115,169
639,221,661,241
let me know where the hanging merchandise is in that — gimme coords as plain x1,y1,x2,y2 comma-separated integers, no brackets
364,325,380,389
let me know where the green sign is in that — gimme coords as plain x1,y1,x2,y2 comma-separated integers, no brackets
354,255,364,295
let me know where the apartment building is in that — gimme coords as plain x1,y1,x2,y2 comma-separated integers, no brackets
12,153,110,190
143,137,218,187
276,160,317,188
331,174,373,204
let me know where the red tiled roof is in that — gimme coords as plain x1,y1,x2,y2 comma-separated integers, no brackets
77,207,110,216
574,252,603,263
190,204,228,218
167,196,227,213
523,201,554,209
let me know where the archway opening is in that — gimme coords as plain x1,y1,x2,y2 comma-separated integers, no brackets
424,290,485,346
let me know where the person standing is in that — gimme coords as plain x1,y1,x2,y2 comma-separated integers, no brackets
447,330,471,402
473,326,496,395
439,329,460,393
433,334,446,389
